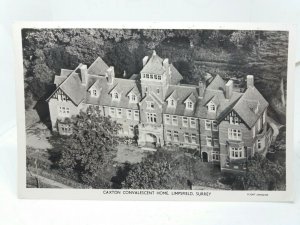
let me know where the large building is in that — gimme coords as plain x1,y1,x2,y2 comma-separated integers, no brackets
47,51,274,172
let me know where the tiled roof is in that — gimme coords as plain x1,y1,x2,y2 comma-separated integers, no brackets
140,52,165,75
164,85,199,117
87,57,109,75
84,76,141,110
60,69,73,76
232,86,268,128
197,89,242,120
59,72,86,105
54,76,67,86
169,64,183,85
206,74,226,91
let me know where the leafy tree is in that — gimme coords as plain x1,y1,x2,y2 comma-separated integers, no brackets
232,153,285,190
58,106,121,187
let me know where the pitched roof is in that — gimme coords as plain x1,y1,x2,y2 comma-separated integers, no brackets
84,76,141,110
54,76,67,86
169,64,183,85
196,88,243,120
140,51,165,75
59,72,86,105
87,57,109,75
163,85,199,117
206,74,226,91
232,87,269,127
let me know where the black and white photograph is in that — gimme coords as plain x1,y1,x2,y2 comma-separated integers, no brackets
15,23,295,201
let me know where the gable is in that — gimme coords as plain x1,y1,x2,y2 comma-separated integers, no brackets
221,109,249,128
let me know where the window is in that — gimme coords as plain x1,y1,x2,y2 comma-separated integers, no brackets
129,94,137,103
212,152,220,161
127,109,132,119
230,147,244,159
157,75,162,80
156,88,160,94
154,75,157,80
146,74,149,79
60,124,72,135
191,134,197,144
166,130,172,141
168,98,176,107
165,115,171,125
58,106,70,117
206,136,212,147
150,74,153,79
230,116,239,125
190,118,196,128
117,108,122,118
134,110,139,121
113,92,119,100
186,101,193,110
212,121,218,131
172,115,178,126
257,139,262,150
205,120,211,130
173,131,179,142
147,113,157,123
91,89,97,97
228,128,242,140
184,133,190,143
147,101,154,109
263,110,266,124
109,107,116,117
208,102,216,112
182,117,188,127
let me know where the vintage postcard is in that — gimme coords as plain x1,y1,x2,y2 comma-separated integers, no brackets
14,22,296,201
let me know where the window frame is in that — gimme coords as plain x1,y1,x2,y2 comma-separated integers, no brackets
172,115,178,126
190,118,196,128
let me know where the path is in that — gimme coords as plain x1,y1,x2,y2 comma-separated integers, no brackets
29,172,73,189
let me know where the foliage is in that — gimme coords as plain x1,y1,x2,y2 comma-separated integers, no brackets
122,149,222,189
232,153,285,190
58,106,121,187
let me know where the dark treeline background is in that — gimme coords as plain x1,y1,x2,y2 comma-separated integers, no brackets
22,29,288,124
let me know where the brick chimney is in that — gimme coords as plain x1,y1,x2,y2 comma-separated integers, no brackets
198,81,206,98
225,80,233,99
80,64,88,85
163,58,169,68
142,56,149,67
247,75,254,88
106,66,115,84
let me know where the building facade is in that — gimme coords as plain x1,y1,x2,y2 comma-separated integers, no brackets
47,51,274,172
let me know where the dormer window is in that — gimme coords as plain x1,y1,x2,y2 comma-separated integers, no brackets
111,90,120,101
207,101,216,112
167,98,176,108
186,100,194,110
128,92,138,103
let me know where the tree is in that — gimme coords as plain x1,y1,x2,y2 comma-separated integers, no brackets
122,149,207,189
232,153,285,190
58,106,121,187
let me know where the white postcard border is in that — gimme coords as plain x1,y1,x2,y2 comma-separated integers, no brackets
14,22,296,202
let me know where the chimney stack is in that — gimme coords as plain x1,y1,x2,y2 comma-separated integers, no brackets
225,80,233,99
142,56,149,67
198,81,206,98
106,66,115,84
80,64,88,85
163,58,169,68
247,75,254,88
